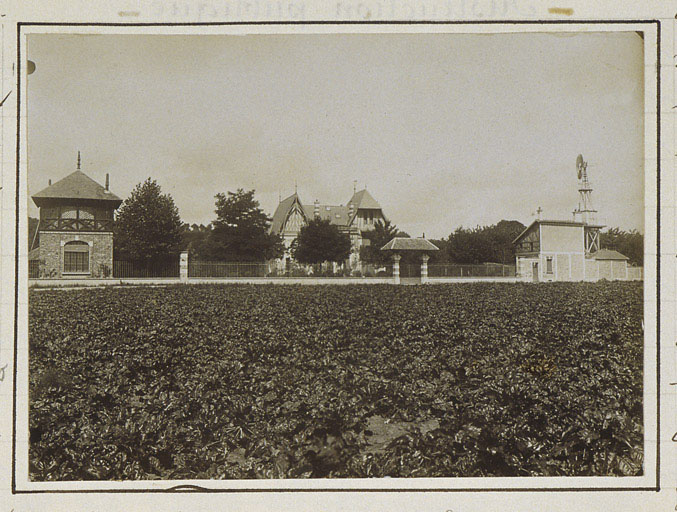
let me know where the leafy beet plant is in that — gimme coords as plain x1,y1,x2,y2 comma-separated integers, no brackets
29,281,643,480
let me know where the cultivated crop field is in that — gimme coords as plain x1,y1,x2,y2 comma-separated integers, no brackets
29,282,643,480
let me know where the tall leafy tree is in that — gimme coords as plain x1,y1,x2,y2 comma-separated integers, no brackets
293,217,351,265
601,228,643,266
359,218,408,265
443,220,526,264
489,220,528,264
113,178,183,261
201,189,283,261
180,223,212,256
445,226,490,264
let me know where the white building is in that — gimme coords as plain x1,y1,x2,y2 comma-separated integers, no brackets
513,220,641,282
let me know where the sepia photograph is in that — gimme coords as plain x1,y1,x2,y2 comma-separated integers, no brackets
23,28,648,485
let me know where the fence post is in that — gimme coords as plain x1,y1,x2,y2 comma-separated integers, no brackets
180,251,189,281
392,254,401,285
420,254,429,284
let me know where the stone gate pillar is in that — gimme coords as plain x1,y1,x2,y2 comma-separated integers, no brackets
392,253,401,285
421,253,430,284
180,251,189,281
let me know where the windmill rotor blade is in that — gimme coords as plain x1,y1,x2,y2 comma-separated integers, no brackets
0,90,12,107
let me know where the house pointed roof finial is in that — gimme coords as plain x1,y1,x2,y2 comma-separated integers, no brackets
77,151,81,170
294,180,298,195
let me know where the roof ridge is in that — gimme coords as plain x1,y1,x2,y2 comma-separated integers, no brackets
32,169,122,203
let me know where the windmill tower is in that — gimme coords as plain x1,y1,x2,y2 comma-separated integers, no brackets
572,154,597,224
572,154,602,253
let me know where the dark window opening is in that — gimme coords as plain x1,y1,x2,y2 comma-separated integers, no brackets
63,241,89,273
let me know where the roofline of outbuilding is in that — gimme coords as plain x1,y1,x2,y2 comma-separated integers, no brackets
32,196,123,208
31,169,123,205
380,237,439,252
512,219,605,244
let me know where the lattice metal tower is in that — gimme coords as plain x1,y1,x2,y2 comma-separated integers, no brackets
572,154,597,225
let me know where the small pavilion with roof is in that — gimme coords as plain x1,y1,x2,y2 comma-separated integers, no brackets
381,237,439,284
30,153,122,278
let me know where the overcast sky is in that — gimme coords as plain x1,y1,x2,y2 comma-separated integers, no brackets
26,32,644,238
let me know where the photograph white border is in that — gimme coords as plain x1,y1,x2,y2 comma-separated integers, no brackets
1,3,673,510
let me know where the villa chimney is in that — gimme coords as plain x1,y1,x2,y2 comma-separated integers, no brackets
48,179,52,186
349,202,354,217
105,173,110,191
314,199,320,218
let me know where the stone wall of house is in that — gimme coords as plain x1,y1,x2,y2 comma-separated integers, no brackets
627,267,643,280
538,253,586,282
38,231,113,278
516,256,539,281
612,260,627,280
582,258,635,281
517,254,638,282
569,253,585,281
555,254,570,281
540,224,583,252
584,258,599,281
598,260,613,280
593,260,629,280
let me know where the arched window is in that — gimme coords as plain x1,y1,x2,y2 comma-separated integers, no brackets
63,241,89,273
61,207,77,219
79,207,95,220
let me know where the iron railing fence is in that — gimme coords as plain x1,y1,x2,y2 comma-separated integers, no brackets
28,260,61,279
270,262,393,278
399,263,421,278
427,263,516,278
189,261,270,278
189,261,393,278
357,264,393,278
27,256,640,281
113,257,180,278
29,260,40,279
626,266,643,280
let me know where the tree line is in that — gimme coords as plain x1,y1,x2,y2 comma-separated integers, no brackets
111,180,283,263
429,220,527,265
27,178,645,266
